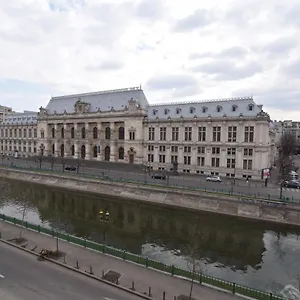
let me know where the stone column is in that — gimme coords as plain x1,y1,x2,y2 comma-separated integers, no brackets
63,123,68,157
110,122,116,161
74,123,79,158
97,123,102,161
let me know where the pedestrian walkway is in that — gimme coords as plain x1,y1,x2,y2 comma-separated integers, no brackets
0,221,239,300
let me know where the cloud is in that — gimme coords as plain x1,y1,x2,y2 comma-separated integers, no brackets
134,0,164,20
86,61,124,71
189,46,248,60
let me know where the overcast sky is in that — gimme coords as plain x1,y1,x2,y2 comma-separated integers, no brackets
0,0,299,121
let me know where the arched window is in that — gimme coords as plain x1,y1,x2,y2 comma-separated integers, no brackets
104,146,110,161
119,147,124,159
52,144,55,154
52,128,55,138
61,128,64,138
105,127,111,140
81,127,86,139
93,127,98,139
71,145,75,156
71,127,75,139
118,127,124,140
60,144,64,157
93,146,97,157
81,145,86,159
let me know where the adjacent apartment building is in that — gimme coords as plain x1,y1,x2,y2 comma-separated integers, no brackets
36,86,274,180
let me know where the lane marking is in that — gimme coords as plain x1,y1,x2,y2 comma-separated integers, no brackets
0,274,4,279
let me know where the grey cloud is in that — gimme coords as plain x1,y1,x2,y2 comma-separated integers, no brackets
173,9,214,32
189,47,247,60
262,37,297,54
134,0,164,20
147,74,198,90
191,60,262,81
86,61,123,71
281,59,300,77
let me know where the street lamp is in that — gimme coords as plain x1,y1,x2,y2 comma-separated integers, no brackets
39,144,45,169
99,209,110,242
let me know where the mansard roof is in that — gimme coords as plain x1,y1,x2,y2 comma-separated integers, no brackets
45,87,149,115
147,96,263,120
1,111,38,125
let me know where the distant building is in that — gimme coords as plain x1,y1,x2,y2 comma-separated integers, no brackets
0,110,38,157
0,105,13,123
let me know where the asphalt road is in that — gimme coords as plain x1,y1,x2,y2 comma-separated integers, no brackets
0,242,142,300
2,157,300,201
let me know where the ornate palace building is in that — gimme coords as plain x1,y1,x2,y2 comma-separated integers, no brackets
33,86,274,180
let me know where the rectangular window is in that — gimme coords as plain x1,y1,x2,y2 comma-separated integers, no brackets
212,126,221,142
34,129,37,138
227,158,236,168
160,127,166,141
171,155,178,163
148,154,154,162
129,131,135,140
14,129,17,137
19,129,22,137
184,146,191,153
212,147,220,154
171,146,178,152
244,148,254,156
228,126,237,142
227,148,236,155
29,129,32,138
198,127,206,142
197,157,205,166
172,127,179,141
244,126,254,142
159,154,166,163
211,157,220,167
184,127,192,141
184,156,191,165
148,145,154,151
243,159,253,170
23,129,27,138
197,146,205,154
9,129,12,137
159,145,166,152
148,128,155,141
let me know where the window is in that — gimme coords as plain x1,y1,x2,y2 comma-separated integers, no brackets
212,126,221,142
172,127,179,141
105,127,111,139
34,129,37,138
227,148,236,155
129,131,135,140
159,154,166,163
176,108,181,114
211,157,220,167
232,105,237,112
190,107,195,114
228,126,237,142
52,144,55,154
118,127,124,140
148,154,154,162
148,127,155,140
23,129,27,138
52,128,55,138
160,127,166,141
171,146,178,152
212,147,220,154
248,104,254,111
244,148,253,156
148,145,154,151
227,159,236,168
71,145,75,156
19,129,22,137
184,156,191,165
202,106,207,113
81,127,86,139
197,157,205,166
217,105,222,112
159,145,166,152
197,146,205,154
171,155,178,163
244,126,254,142
71,127,75,139
14,129,17,137
184,127,192,141
5,129,8,137
93,146,98,157
9,129,12,137
184,146,191,153
61,128,64,138
164,108,169,115
93,127,98,139
119,147,124,159
198,127,206,142
243,159,253,170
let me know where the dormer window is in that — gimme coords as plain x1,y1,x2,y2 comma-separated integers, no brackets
202,106,208,113
153,109,158,115
232,105,238,112
248,104,254,111
190,107,195,113
176,108,181,114
164,108,169,115
216,105,222,112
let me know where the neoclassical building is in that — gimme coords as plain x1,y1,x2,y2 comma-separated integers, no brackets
0,110,38,157
35,86,274,180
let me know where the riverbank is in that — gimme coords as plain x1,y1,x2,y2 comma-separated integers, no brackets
1,166,300,226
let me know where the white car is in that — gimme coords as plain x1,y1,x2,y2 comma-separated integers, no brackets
206,176,222,182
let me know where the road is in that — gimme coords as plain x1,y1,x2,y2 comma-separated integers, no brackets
0,241,142,300
1,157,300,202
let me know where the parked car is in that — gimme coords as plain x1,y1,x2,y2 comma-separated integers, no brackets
65,166,77,171
206,176,222,182
151,174,166,180
283,180,300,189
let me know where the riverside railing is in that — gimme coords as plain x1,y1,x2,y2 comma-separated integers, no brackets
1,162,299,204
0,213,285,300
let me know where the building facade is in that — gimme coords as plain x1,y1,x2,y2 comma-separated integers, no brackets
0,111,38,157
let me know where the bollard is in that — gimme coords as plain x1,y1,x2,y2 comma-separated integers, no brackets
131,281,135,291
116,278,119,285
63,255,66,264
146,257,149,267
89,266,93,275
148,287,152,297
123,250,126,260
102,269,105,278
163,292,166,300
76,260,79,269
171,265,175,275
232,282,236,294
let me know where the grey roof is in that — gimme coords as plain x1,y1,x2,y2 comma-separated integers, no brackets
147,97,262,120
1,111,38,125
46,87,149,114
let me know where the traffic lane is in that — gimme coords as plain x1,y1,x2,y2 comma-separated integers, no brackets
0,242,142,300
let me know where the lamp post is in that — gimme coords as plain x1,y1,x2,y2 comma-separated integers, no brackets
39,144,45,169
99,209,110,242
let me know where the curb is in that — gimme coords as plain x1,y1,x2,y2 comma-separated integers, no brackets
0,238,154,300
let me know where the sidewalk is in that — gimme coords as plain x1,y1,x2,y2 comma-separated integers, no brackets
0,221,239,300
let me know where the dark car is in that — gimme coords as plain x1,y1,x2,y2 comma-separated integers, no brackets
151,174,166,180
65,166,77,171
283,180,300,189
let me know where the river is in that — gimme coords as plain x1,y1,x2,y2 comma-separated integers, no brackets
0,178,300,294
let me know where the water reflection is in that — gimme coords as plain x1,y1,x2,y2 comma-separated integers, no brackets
1,179,300,292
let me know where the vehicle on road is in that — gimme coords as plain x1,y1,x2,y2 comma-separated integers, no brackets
283,180,300,189
151,173,166,180
206,175,222,182
65,166,77,171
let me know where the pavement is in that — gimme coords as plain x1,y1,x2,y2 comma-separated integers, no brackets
0,221,240,300
2,156,300,201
